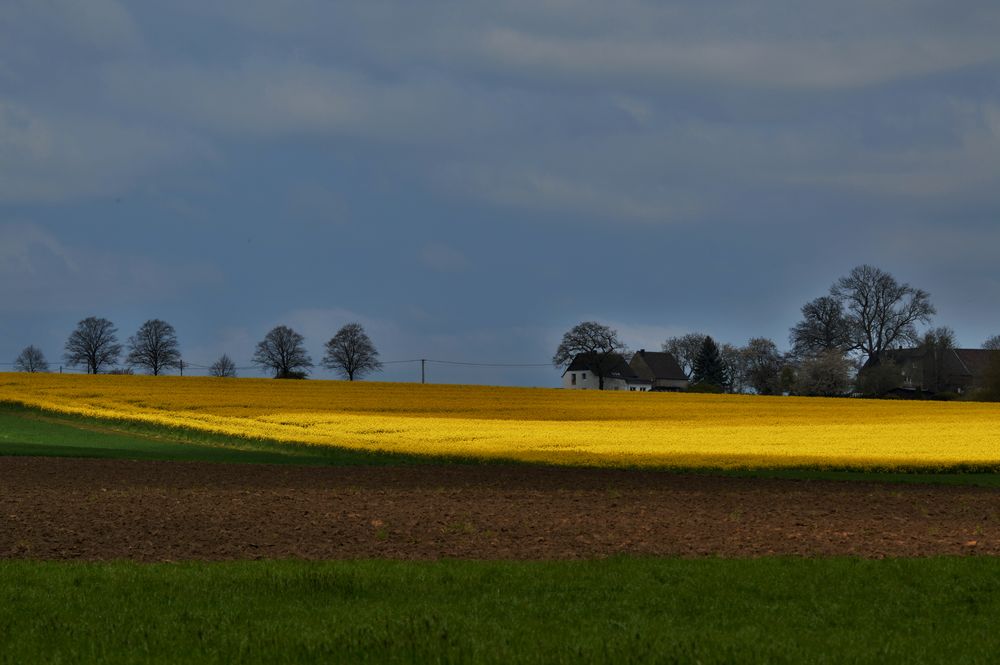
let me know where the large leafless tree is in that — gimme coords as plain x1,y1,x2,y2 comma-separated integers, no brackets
253,326,312,378
830,265,935,363
64,317,122,374
553,321,626,390
14,345,49,373
789,296,852,359
322,323,382,381
126,319,182,375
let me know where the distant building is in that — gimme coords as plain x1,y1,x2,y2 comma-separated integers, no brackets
561,349,689,391
862,347,996,397
561,353,651,391
629,349,689,391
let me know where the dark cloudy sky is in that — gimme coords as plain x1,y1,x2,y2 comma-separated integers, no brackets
2,1,999,385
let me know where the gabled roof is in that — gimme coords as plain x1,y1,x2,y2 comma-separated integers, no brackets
870,348,997,378
564,353,648,382
630,350,687,381
952,349,996,377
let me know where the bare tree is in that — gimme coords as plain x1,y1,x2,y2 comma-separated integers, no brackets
209,354,238,378
795,351,853,397
14,345,49,373
983,335,1000,351
789,296,852,359
741,337,784,395
253,326,312,378
322,323,382,381
553,321,627,390
662,332,708,379
126,319,182,375
64,317,122,374
916,326,956,394
830,265,935,363
720,342,745,393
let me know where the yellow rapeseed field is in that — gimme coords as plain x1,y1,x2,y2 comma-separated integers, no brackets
2,373,999,469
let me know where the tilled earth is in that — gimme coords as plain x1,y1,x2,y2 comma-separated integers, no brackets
2,456,999,560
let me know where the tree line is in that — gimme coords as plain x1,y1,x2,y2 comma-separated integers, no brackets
554,265,1000,399
12,319,382,381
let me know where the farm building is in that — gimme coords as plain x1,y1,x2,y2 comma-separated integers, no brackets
862,347,997,397
561,353,650,391
562,350,689,391
629,349,690,391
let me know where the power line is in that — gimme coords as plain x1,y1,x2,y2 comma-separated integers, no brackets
425,359,552,368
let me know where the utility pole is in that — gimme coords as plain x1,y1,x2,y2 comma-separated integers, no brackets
421,359,426,384
179,359,184,377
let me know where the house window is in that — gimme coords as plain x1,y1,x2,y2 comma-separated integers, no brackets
581,373,586,381
571,373,576,386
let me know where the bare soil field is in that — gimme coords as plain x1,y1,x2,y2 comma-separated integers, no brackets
2,456,998,560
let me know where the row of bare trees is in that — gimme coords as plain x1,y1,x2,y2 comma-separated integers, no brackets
13,319,382,381
250,323,381,380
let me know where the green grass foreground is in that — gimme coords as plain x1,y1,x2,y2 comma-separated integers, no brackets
2,558,1000,664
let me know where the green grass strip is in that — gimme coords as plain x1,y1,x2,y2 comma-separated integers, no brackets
0,402,426,466
2,557,1000,664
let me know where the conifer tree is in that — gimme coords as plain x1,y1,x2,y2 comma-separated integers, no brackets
691,335,729,389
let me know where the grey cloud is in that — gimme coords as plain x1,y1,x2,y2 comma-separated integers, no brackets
100,59,505,143
471,28,1000,91
0,223,221,312
180,1,1000,91
437,163,693,223
0,101,206,203
419,243,469,273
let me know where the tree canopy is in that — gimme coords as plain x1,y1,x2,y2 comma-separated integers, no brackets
253,326,313,378
14,345,48,373
126,319,182,375
662,333,708,379
64,317,122,374
789,296,852,358
831,265,935,362
742,337,784,395
553,321,626,390
322,323,382,381
691,336,729,389
209,354,237,378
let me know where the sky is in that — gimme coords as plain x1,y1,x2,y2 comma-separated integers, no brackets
2,1,999,386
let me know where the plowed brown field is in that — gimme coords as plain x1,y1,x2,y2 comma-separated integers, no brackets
2,457,998,560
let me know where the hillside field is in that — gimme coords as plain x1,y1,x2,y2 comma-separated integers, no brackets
2,373,1000,470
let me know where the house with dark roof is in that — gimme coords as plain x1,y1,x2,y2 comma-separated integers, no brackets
561,353,651,391
561,349,689,391
863,347,997,397
629,349,689,391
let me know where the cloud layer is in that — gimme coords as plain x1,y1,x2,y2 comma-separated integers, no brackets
2,1,999,381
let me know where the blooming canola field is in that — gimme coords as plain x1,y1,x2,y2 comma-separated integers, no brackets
2,374,1000,470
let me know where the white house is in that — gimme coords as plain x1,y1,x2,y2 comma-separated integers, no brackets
561,353,652,391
